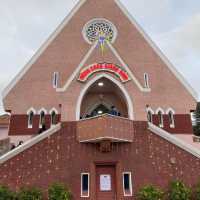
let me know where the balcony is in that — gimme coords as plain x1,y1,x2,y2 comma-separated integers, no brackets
76,114,134,143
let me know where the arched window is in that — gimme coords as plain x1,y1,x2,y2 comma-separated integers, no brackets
28,111,34,128
168,111,175,128
158,111,164,128
144,73,149,88
147,111,153,123
39,111,45,128
51,111,57,126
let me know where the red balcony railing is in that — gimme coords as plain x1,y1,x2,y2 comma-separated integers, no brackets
76,114,134,143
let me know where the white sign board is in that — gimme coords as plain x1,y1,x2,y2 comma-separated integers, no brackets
100,174,111,191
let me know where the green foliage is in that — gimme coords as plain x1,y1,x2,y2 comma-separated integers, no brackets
17,187,42,200
193,181,200,200
137,185,164,200
168,180,191,200
0,185,15,200
48,183,72,200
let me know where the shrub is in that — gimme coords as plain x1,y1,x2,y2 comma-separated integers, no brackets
194,181,200,200
168,180,191,200
48,183,72,200
0,185,15,200
137,185,164,200
17,187,42,200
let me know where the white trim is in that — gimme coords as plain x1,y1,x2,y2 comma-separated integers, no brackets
27,107,36,115
27,112,34,129
79,113,132,122
107,42,151,92
156,107,164,128
56,41,98,92
166,108,175,115
52,72,59,89
166,108,175,128
38,108,48,115
79,136,132,143
82,18,118,44
27,108,36,129
49,108,58,115
49,108,58,127
0,123,61,164
81,173,90,198
115,0,198,100
123,172,133,197
148,122,200,158
83,101,112,118
146,107,154,114
75,73,134,120
144,73,150,88
38,108,47,128
146,107,154,123
2,0,87,99
57,41,150,93
155,107,165,114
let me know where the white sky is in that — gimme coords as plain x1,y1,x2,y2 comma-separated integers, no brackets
0,0,200,114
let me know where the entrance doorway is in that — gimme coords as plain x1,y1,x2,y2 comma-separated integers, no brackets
96,165,116,200
80,77,128,119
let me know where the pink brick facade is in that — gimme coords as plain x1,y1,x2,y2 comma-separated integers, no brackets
0,0,199,199
3,0,196,121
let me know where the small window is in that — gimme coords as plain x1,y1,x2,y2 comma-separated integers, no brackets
53,72,59,88
51,111,57,126
28,111,34,128
147,111,152,123
168,111,175,128
158,111,164,128
39,111,45,128
123,172,132,196
190,111,196,126
144,73,149,88
81,173,89,197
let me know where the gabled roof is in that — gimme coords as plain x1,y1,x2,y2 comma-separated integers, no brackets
2,0,198,100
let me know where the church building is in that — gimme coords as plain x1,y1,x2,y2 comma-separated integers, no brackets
0,0,200,199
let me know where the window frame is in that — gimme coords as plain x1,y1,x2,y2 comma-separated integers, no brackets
166,108,175,128
28,111,34,129
144,73,150,88
39,110,46,129
81,173,90,198
50,111,57,126
53,72,59,88
123,172,133,197
27,108,36,129
158,111,164,128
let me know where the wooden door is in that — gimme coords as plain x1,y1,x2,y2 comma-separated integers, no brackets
96,165,116,200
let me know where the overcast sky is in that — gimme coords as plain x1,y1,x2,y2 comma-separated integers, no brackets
0,0,200,114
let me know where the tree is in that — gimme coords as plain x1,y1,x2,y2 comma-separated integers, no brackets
193,102,200,136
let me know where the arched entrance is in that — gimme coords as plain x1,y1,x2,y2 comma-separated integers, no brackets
76,74,134,120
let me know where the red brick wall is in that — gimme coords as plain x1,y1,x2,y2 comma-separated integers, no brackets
152,114,193,134
9,114,61,136
9,114,192,136
0,121,200,199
